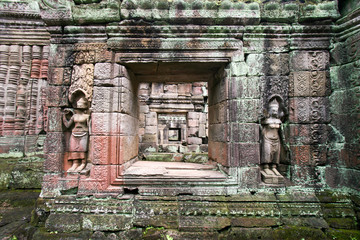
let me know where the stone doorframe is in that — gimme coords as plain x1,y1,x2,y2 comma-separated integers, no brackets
43,37,260,197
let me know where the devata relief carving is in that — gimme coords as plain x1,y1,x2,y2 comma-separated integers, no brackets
62,64,94,173
63,90,90,172
260,97,285,184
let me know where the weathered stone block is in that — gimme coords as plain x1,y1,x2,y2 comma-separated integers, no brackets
44,132,64,154
113,64,131,79
220,227,275,240
94,77,122,87
331,60,360,90
231,217,279,228
179,216,231,231
326,218,357,230
87,165,110,184
246,54,264,76
91,113,137,136
90,136,117,165
230,61,248,77
290,71,329,97
91,112,121,135
208,102,227,124
208,141,228,166
92,87,120,113
264,53,289,76
230,143,260,167
273,226,327,240
299,1,340,22
141,134,157,143
290,165,318,186
47,107,63,132
120,114,138,136
209,124,228,142
260,76,289,106
244,36,289,53
145,112,157,126
290,145,311,166
49,67,70,85
262,3,298,23
330,88,360,115
344,35,360,66
229,99,259,123
290,37,331,51
135,215,178,229
188,119,199,128
94,62,112,80
72,1,120,24
229,77,260,99
290,51,329,71
289,97,330,123
144,126,157,134
330,114,359,144
281,217,329,229
46,86,68,107
48,45,74,68
187,112,199,119
44,153,63,172
209,78,228,105
230,123,259,143
45,213,82,233
187,137,202,145
246,53,289,76
121,88,138,117
82,214,132,231
287,124,328,145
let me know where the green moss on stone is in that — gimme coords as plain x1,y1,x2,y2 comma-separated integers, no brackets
284,3,298,11
157,0,169,10
264,3,278,11
326,229,360,240
219,0,232,10
273,226,327,240
205,0,217,10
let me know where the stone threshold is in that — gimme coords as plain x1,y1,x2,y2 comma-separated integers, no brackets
123,160,227,184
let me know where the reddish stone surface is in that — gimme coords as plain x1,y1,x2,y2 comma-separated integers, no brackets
291,145,311,166
208,141,228,166
44,153,64,172
230,143,260,167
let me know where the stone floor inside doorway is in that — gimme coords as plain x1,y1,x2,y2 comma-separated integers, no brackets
124,161,226,181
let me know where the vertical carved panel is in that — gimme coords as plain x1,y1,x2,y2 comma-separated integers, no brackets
290,71,328,97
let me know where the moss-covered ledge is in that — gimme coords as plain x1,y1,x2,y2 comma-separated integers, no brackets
26,189,360,239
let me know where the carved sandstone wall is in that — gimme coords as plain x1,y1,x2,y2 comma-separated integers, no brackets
0,0,359,238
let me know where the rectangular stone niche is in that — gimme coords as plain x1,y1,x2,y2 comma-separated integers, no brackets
138,81,209,163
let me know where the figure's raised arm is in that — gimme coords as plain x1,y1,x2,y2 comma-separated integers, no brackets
63,108,74,128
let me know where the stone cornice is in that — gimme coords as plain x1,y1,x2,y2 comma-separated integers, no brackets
36,0,340,26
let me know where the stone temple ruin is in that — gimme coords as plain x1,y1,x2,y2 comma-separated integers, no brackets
0,0,360,238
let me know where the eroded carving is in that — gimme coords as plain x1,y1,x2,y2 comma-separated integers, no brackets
69,64,94,101
260,96,285,184
63,90,90,172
